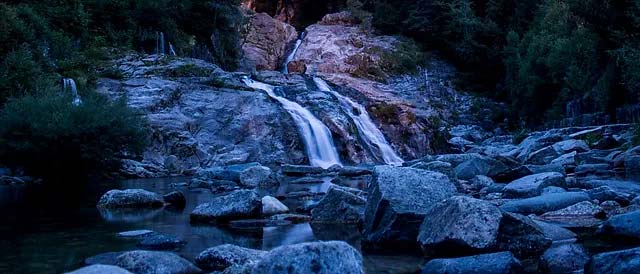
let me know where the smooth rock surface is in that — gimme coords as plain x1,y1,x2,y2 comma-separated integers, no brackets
190,190,261,224
65,265,133,274
500,192,591,215
195,244,266,272
586,247,640,274
115,250,202,274
250,241,364,274
421,252,522,274
502,172,564,198
261,196,289,216
311,186,366,224
97,189,164,209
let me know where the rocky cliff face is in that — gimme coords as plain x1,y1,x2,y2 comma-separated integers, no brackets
97,55,306,177
241,0,345,28
240,12,298,72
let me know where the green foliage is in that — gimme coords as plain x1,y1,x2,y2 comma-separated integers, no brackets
0,91,148,179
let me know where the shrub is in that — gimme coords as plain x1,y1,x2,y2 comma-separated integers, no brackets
0,91,148,180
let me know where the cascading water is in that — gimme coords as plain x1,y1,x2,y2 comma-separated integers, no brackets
156,32,165,55
281,31,306,74
169,43,177,56
62,78,82,106
313,77,404,166
242,77,342,168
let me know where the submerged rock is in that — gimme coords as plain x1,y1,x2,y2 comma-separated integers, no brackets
163,191,186,208
97,189,164,209
195,244,266,272
417,196,502,257
421,252,522,274
115,250,201,274
250,241,364,274
586,246,640,273
311,186,366,224
65,265,133,274
363,166,456,251
190,190,261,224
136,233,185,250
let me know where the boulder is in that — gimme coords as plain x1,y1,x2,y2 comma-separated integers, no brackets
525,163,566,175
417,196,502,257
163,191,186,208
195,244,266,272
311,186,366,224
280,164,326,175
575,163,612,177
540,244,589,273
115,250,202,274
526,146,560,165
587,186,633,205
118,230,154,238
65,265,133,274
270,214,312,223
363,166,457,251
250,241,364,274
533,220,577,243
421,252,522,274
502,172,565,198
436,153,483,167
239,166,274,187
496,212,551,257
241,12,297,71
261,196,289,216
586,247,640,274
550,151,577,166
97,189,164,209
500,192,591,215
469,175,495,191
85,252,125,266
538,201,605,228
190,190,261,224
194,163,260,182
553,139,590,154
598,210,640,240
411,161,453,177
626,155,640,180
453,156,509,180
338,166,373,176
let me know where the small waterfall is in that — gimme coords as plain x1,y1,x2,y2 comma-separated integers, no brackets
169,43,177,56
62,78,82,106
156,32,165,55
281,31,306,74
313,77,404,166
242,77,342,168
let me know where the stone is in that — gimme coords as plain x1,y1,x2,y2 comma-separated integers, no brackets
469,175,495,191
553,139,590,154
269,214,312,223
502,172,565,198
541,186,566,195
229,219,291,229
421,252,522,274
163,191,186,208
118,230,154,238
626,155,640,180
598,210,640,240
261,196,289,216
164,155,180,173
363,166,457,251
239,166,274,187
411,161,453,176
587,186,633,205
190,190,261,224
586,247,640,274
453,157,509,180
280,164,326,175
250,241,364,274
575,163,611,176
195,244,266,272
540,244,589,273
115,250,202,274
97,189,164,209
241,12,297,71
500,192,591,215
137,233,185,250
311,186,366,224
526,146,560,165
194,163,261,182
550,151,577,166
496,213,552,257
538,201,605,228
533,220,577,243
417,196,502,256
85,252,125,266
436,153,484,167
525,163,566,175
65,265,133,274
338,166,372,176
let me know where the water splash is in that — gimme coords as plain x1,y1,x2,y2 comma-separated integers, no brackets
169,43,177,56
314,77,403,166
62,78,82,106
281,31,306,74
243,77,342,168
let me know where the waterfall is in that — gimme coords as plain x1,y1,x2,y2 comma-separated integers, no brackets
242,77,342,168
281,31,306,74
169,43,177,56
62,78,82,106
156,32,165,55
313,77,404,166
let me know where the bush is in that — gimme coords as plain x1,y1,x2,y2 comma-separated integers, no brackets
0,91,148,179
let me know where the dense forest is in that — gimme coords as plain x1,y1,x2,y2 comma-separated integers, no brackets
359,0,640,125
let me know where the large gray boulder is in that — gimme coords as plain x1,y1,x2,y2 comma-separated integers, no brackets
421,252,522,274
586,247,640,274
538,201,605,228
533,220,577,243
496,213,551,257
540,244,589,273
363,166,457,251
190,190,261,224
250,241,364,274
65,265,133,274
598,210,640,239
239,166,275,187
115,250,202,274
311,186,366,224
261,196,289,216
97,189,164,209
502,172,565,198
417,196,502,256
195,244,266,272
453,156,509,180
500,192,590,215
